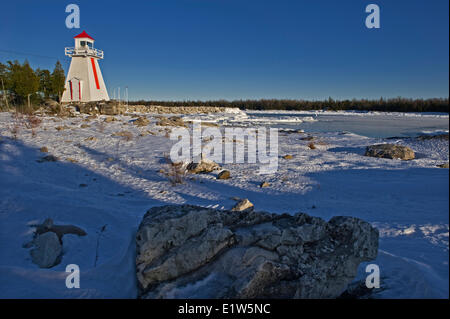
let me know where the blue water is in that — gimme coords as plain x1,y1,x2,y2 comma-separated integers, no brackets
248,112,449,138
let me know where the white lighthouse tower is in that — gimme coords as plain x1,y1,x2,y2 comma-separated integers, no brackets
61,31,109,103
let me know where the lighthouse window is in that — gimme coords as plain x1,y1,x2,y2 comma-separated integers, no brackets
80,41,86,47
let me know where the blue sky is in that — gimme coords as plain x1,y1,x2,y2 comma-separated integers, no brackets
0,0,448,101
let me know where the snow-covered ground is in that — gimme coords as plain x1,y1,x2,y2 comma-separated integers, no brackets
0,110,448,298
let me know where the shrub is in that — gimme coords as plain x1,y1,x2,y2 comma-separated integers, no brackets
162,154,187,185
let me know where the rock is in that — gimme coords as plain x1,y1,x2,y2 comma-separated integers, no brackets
283,155,293,159
217,170,231,180
300,136,315,141
365,144,415,160
39,146,48,153
307,142,316,150
260,181,270,188
30,232,62,268
36,155,58,163
156,116,186,127
134,117,150,127
84,136,97,141
416,133,449,141
135,205,379,299
55,125,69,131
66,158,78,163
187,158,220,174
80,124,90,128
437,163,449,168
33,218,87,242
231,198,254,212
104,116,116,123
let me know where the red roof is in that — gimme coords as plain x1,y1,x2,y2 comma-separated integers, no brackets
74,31,94,41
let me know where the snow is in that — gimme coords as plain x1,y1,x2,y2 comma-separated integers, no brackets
0,110,448,298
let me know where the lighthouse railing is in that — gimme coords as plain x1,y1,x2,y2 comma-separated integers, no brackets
65,47,104,59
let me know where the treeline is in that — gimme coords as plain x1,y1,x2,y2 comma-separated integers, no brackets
0,60,65,109
131,97,449,113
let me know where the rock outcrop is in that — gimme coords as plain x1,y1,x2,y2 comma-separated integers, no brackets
365,144,415,160
136,205,378,299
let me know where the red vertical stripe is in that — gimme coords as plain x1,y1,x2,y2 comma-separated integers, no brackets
69,81,73,100
90,58,100,90
79,81,81,100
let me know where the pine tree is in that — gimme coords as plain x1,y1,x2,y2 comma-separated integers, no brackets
37,68,52,99
50,61,65,101
7,60,39,105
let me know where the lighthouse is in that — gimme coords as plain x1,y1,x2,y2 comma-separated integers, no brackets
61,31,109,103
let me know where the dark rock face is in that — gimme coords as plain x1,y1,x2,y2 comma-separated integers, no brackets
136,205,378,299
365,144,415,160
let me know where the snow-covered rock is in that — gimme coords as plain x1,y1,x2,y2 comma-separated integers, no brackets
365,144,415,160
136,205,379,298
186,158,220,174
231,198,254,212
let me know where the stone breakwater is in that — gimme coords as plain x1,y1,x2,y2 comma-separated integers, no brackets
66,101,240,115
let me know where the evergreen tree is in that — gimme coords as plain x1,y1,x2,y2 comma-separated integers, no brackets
36,68,52,98
50,61,65,101
7,60,39,105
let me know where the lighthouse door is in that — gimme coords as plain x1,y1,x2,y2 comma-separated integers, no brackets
69,78,83,102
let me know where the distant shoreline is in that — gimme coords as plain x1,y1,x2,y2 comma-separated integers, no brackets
128,97,449,114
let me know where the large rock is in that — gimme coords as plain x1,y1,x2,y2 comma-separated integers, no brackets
365,144,415,160
30,232,62,268
136,205,378,299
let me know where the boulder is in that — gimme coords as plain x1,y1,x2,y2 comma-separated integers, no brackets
30,232,62,268
155,116,186,127
365,144,415,160
134,117,150,127
231,198,254,212
187,158,220,174
260,181,270,188
104,116,116,123
136,205,379,299
217,170,231,180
